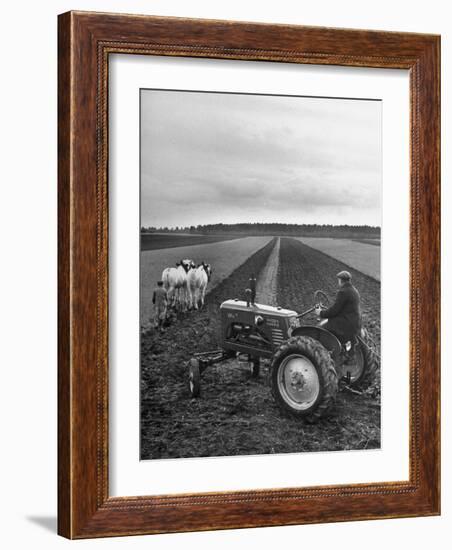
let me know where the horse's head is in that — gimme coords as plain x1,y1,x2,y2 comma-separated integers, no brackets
201,261,212,281
180,258,193,273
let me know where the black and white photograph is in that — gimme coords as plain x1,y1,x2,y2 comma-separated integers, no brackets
1,0,444,545
139,89,382,460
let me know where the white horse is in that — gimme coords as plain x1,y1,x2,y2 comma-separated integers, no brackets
187,262,212,310
161,259,195,310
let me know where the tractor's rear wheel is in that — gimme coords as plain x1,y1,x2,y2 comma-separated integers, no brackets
342,344,365,385
356,328,380,389
188,359,201,398
340,329,380,389
270,336,338,422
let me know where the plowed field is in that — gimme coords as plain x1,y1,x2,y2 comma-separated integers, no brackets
141,232,241,251
141,236,272,325
141,237,381,460
278,238,380,348
297,237,380,281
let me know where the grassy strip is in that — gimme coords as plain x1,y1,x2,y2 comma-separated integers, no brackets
352,238,381,247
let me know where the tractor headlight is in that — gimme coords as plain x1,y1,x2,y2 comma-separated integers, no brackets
287,317,301,338
289,316,301,329
288,316,300,337
255,315,265,326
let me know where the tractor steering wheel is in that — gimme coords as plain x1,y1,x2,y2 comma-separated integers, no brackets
314,290,330,310
296,290,331,319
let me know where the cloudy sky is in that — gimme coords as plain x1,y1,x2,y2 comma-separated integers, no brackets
140,89,381,228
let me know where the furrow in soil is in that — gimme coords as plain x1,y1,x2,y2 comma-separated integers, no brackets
256,237,280,306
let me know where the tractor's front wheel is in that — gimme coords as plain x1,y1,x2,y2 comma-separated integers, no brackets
270,336,338,422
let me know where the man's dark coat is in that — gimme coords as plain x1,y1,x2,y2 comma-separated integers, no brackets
319,281,362,342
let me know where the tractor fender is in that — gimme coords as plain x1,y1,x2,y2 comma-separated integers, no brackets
290,326,342,363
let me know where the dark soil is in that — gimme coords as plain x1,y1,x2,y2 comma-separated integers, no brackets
140,237,381,460
141,233,241,251
277,238,381,347
141,238,277,458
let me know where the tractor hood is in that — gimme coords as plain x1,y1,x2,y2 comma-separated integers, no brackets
220,299,297,318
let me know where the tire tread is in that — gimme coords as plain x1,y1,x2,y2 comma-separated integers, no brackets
270,336,338,422
357,328,380,390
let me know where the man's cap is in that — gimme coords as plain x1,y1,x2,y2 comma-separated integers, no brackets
336,270,352,281
157,280,163,284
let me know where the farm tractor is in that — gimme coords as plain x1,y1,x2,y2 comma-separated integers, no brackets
188,290,379,422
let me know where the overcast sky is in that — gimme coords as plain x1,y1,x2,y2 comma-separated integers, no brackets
140,90,381,228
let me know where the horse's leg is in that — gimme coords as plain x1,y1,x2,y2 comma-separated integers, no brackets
172,287,177,309
192,287,198,310
180,286,185,312
176,287,181,310
177,286,183,311
186,286,190,312
200,286,206,308
187,286,193,310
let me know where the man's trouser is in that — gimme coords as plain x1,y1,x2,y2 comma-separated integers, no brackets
154,304,167,325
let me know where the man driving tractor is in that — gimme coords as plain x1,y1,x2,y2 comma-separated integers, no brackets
188,268,378,419
315,270,362,346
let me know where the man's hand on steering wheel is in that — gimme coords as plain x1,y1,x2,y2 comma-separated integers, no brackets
313,290,329,318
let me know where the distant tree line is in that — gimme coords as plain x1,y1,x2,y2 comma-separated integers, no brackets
141,223,380,239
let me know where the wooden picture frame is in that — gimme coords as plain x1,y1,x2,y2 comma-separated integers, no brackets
58,11,440,539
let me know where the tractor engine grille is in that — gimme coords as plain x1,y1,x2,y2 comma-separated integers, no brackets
271,328,285,346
